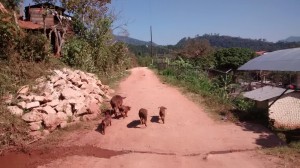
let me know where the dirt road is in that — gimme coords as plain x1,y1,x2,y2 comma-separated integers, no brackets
3,67,283,167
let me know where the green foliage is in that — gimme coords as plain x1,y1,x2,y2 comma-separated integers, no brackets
159,58,230,105
0,12,19,60
170,57,193,68
232,96,254,111
18,33,50,62
214,48,255,70
136,55,152,67
0,13,50,62
61,37,95,72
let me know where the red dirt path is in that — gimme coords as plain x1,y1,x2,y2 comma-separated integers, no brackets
0,67,283,168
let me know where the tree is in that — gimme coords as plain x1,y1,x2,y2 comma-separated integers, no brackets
61,0,111,25
180,38,213,58
0,0,22,29
214,48,255,70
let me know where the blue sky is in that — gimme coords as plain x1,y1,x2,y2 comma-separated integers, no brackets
24,0,300,45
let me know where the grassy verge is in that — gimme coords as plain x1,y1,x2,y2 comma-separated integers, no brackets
0,58,64,151
154,67,234,121
263,141,300,168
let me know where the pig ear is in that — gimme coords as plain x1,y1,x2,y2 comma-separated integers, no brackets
122,96,126,99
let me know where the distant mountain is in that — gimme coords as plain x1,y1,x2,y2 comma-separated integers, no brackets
176,34,300,52
282,36,300,43
114,35,157,46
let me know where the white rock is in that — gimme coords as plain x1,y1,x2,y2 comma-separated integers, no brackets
61,88,81,99
43,81,54,93
65,104,73,117
104,94,112,101
108,89,115,94
60,121,68,128
33,96,45,102
22,110,43,122
42,129,50,136
67,73,75,81
17,85,29,94
96,81,102,87
50,75,60,83
35,76,46,83
47,99,59,107
7,106,23,116
74,103,88,116
29,121,42,131
26,101,40,109
80,82,88,89
49,91,60,101
57,112,68,121
53,70,64,77
55,100,68,112
54,79,66,87
87,102,100,114
90,94,103,103
17,101,26,109
79,72,88,82
17,95,33,102
42,106,57,114
62,67,69,73
43,114,62,130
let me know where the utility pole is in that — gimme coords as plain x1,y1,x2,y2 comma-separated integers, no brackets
150,26,153,57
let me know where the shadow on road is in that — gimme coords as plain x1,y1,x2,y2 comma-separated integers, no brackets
95,124,104,134
236,122,285,147
127,120,141,128
150,116,160,123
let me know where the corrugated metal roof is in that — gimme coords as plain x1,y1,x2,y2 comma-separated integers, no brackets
243,86,294,101
238,48,300,71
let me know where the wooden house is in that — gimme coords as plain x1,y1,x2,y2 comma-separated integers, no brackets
19,3,72,56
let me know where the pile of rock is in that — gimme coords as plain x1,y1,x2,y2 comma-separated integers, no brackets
5,68,114,138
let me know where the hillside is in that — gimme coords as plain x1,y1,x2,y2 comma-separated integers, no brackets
283,36,300,43
114,35,157,46
176,34,300,51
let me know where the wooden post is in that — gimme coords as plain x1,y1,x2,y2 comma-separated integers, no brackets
150,26,153,57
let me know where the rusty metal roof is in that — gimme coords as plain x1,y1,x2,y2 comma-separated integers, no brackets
243,86,294,101
18,20,42,29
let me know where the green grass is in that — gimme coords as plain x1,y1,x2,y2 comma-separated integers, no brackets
156,67,233,118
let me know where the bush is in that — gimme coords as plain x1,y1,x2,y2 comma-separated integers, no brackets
0,12,20,60
232,96,254,112
61,37,96,72
136,55,153,67
18,32,50,62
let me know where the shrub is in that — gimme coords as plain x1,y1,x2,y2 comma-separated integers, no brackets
18,32,50,62
61,37,96,72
